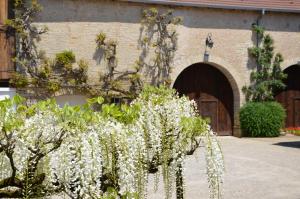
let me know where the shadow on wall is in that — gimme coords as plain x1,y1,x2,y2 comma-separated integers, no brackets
273,141,300,149
93,46,104,65
246,27,258,70
36,0,300,32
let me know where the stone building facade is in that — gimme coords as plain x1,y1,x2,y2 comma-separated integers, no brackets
1,0,300,136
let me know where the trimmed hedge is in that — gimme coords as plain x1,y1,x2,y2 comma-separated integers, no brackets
240,101,286,137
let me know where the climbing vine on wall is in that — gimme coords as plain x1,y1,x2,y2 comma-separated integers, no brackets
93,8,183,101
139,8,182,86
5,0,46,75
6,0,90,98
6,3,183,101
242,24,287,102
95,32,143,101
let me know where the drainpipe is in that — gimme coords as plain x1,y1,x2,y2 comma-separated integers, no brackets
255,9,266,47
253,9,266,72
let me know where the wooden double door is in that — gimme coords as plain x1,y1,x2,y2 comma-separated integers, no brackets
174,63,234,135
276,65,300,127
0,0,15,81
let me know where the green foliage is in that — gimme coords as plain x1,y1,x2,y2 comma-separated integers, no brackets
96,32,107,46
9,72,29,88
5,0,47,74
95,32,143,100
55,50,76,67
96,32,117,67
12,49,88,95
243,25,287,102
46,80,61,93
240,101,286,137
137,85,176,104
101,103,140,124
8,4,182,101
0,87,223,198
181,116,207,138
37,64,52,78
0,95,25,132
6,1,89,97
252,24,265,38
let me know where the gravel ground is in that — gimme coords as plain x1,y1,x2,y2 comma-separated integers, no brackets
148,135,300,199
51,135,300,199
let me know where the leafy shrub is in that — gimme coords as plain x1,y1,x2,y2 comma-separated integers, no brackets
240,101,286,137
55,50,76,67
9,72,28,88
95,32,106,46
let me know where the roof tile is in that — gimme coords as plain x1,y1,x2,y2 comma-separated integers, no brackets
126,0,300,12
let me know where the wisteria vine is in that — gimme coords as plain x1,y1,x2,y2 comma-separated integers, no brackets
0,86,224,199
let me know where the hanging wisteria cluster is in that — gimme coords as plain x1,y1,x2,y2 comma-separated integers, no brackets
0,86,224,199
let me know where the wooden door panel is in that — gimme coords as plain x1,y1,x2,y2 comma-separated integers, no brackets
174,63,234,135
200,101,218,132
0,0,8,24
0,0,14,80
294,99,300,127
218,102,232,135
275,65,300,128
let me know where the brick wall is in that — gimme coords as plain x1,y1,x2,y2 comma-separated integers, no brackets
31,0,300,136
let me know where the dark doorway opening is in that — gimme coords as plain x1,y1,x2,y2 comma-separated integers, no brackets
276,65,300,128
173,63,234,135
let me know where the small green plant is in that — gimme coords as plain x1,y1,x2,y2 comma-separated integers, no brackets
55,50,76,67
240,101,286,137
96,32,106,46
46,80,61,93
9,73,29,88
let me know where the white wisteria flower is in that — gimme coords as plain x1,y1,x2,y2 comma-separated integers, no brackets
0,87,224,199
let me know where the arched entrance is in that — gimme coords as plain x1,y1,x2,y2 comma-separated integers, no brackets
276,65,300,127
174,63,234,135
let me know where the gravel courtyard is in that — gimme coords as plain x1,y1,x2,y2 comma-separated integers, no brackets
148,135,300,199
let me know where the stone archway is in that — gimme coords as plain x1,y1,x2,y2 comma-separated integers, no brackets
276,64,300,127
173,63,235,135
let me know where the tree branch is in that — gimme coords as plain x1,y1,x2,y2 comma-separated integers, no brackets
0,177,23,189
0,189,22,198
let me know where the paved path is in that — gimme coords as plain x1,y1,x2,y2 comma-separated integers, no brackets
148,135,300,199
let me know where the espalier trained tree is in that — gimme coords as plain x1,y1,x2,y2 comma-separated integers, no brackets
95,32,143,100
7,0,90,97
0,87,224,199
7,1,182,102
93,7,182,100
139,8,182,86
242,25,287,102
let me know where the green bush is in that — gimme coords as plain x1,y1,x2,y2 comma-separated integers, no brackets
55,50,76,67
9,72,28,88
240,101,286,137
